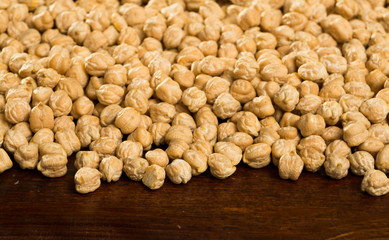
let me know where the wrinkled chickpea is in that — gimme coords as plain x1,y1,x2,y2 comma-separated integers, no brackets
74,167,102,194
0,148,12,173
99,155,123,183
142,164,166,190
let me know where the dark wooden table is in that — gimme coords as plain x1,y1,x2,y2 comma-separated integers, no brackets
1,156,388,240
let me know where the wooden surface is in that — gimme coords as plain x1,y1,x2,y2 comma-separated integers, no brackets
1,156,389,240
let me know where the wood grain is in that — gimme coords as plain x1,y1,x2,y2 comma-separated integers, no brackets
1,156,389,240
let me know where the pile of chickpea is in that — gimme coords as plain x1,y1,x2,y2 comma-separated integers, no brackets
0,0,389,196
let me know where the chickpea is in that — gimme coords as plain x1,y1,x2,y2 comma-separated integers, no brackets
74,167,102,194
0,148,12,174
31,128,54,145
166,140,189,160
74,151,100,170
85,52,115,76
226,132,253,151
55,128,81,156
29,103,54,133
90,137,118,158
32,87,53,107
361,169,389,197
181,87,207,113
14,143,39,170
236,111,261,137
123,157,149,181
53,116,75,133
278,151,304,181
149,122,171,146
212,92,242,119
165,125,193,145
114,107,140,134
49,90,72,117
296,94,322,114
142,164,165,190
4,99,31,124
273,84,299,112
360,98,389,124
99,155,123,183
208,153,236,179
296,113,326,137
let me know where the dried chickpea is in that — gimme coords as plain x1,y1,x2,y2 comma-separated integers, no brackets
123,157,149,181
116,140,143,160
4,99,31,124
149,122,171,146
212,92,241,119
0,148,12,174
166,140,189,160
236,111,260,137
142,164,166,190
208,153,236,179
55,128,81,156
296,113,326,137
114,107,140,134
166,159,192,184
273,84,299,112
361,169,389,197
278,151,304,181
348,151,374,176
29,103,54,132
359,98,389,124
3,128,28,153
90,137,118,158
49,90,72,117
226,132,253,151
74,167,102,194
358,137,384,156
85,52,115,76
242,143,271,169
31,128,54,145
53,116,75,133
74,151,100,170
37,142,67,178
296,94,322,114
99,155,123,183
181,87,207,113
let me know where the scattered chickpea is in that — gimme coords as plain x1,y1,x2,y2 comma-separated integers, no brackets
99,155,123,183
142,164,166,190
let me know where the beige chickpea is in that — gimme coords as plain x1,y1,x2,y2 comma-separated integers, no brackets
212,93,241,119
347,151,374,176
0,148,12,174
204,77,230,104
14,143,39,170
166,159,192,184
114,107,140,134
145,149,169,168
376,145,389,173
296,94,322,114
113,44,137,65
241,143,271,169
343,122,369,147
127,127,153,150
208,153,236,179
155,78,182,104
271,139,296,166
320,54,348,74
322,14,352,43
176,46,204,67
341,112,370,129
4,99,30,124
181,87,207,113
100,125,123,145
278,127,300,145
325,140,351,159
76,125,100,149
273,84,299,112
214,141,241,165
31,128,54,145
236,111,261,137
368,123,389,144
103,65,127,87
163,25,185,49
11,122,32,142
75,115,100,133
278,113,299,129
149,102,176,123
297,135,326,153
149,122,171,146
218,43,238,58
193,123,217,146
198,40,218,57
123,157,149,181
142,164,166,190
299,147,325,172
360,98,389,124
324,155,350,180
233,56,258,80
298,62,328,82
278,151,304,181
296,113,326,137
49,90,72,117
116,140,143,160
6,84,32,103
343,81,373,100
261,64,288,84
139,115,153,130
217,122,236,142
32,87,53,107
90,137,118,158
55,128,81,156
317,101,343,126
361,169,389,197
96,84,124,105
47,53,71,75
56,78,84,101
36,68,60,89
143,14,167,41
0,72,21,94
358,137,384,156
74,151,100,170
71,96,94,119
255,127,280,146
182,149,207,176
85,52,115,76
30,103,54,133
74,167,102,194
100,104,122,127
172,113,196,132
165,125,193,145
166,140,189,160
229,79,256,104
226,132,253,151
53,116,75,133
170,64,195,89
99,155,123,183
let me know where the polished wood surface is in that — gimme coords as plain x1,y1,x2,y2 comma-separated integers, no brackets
1,156,388,239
